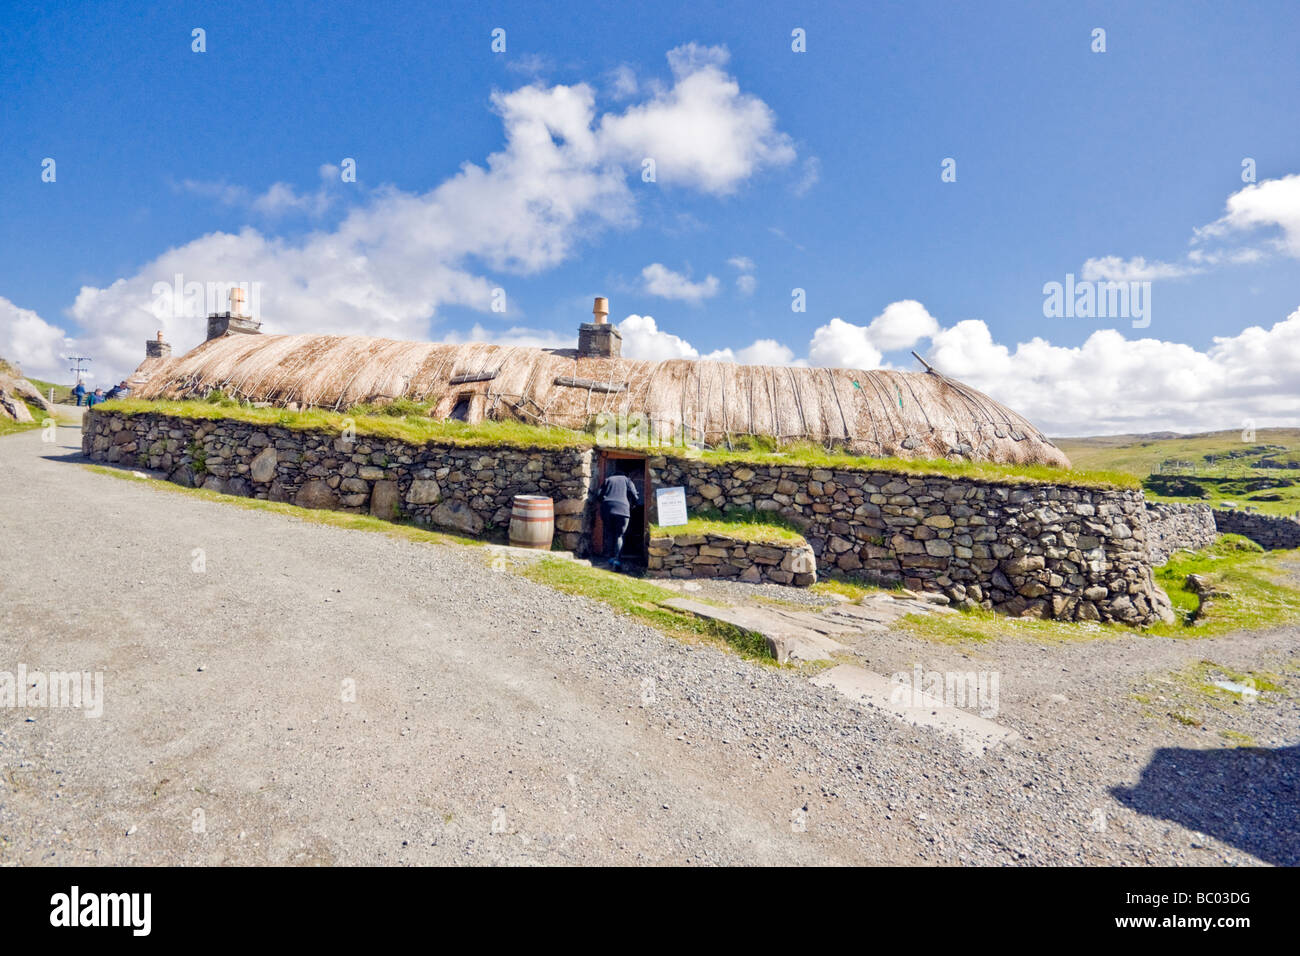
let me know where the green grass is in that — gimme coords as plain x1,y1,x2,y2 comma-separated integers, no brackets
96,398,591,451
518,557,774,660
1057,427,1300,516
691,440,1136,489
650,506,808,544
1148,534,1300,635
82,463,485,549
25,377,73,404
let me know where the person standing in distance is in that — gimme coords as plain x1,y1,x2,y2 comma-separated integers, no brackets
598,470,640,570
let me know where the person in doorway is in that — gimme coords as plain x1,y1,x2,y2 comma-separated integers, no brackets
598,470,640,570
73,381,85,406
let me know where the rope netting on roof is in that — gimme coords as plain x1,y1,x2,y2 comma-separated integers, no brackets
130,333,1071,467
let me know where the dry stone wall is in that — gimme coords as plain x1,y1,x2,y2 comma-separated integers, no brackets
1142,502,1218,564
647,533,817,586
84,409,1179,625
1212,509,1300,550
83,411,594,551
647,455,1174,625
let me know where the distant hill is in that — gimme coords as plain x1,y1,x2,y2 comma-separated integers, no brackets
1054,428,1300,517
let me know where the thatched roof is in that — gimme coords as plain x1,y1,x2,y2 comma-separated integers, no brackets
130,333,1071,467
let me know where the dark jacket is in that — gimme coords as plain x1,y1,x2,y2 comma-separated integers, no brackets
598,474,640,518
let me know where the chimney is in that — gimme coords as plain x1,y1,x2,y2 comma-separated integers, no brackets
145,329,172,359
577,295,621,358
206,286,262,341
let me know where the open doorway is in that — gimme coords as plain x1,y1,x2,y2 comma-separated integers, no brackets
592,450,649,567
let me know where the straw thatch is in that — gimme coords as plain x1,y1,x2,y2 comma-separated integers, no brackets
130,333,1071,467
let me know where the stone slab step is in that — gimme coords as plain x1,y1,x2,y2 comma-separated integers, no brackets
659,597,847,663
810,664,1020,755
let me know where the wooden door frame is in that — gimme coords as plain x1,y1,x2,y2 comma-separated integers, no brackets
592,449,649,559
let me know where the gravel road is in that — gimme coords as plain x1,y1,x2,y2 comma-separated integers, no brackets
1,417,1297,865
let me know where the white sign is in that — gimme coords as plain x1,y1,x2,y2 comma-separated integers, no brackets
655,486,688,527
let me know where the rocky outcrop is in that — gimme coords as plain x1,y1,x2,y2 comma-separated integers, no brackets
0,357,53,423
648,533,817,586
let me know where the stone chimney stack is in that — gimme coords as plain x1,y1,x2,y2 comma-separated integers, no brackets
206,286,262,341
145,329,172,359
577,296,621,358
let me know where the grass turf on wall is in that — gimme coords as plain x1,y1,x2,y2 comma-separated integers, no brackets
96,398,1132,487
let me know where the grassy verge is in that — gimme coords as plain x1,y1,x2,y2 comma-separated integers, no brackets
650,506,807,544
691,440,1136,489
518,558,774,661
1147,534,1300,635
82,463,485,549
96,397,591,451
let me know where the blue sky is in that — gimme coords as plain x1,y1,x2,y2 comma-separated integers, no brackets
1,0,1297,434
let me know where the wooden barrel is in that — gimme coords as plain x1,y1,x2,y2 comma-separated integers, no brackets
509,495,554,550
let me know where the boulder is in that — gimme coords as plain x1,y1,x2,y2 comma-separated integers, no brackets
249,446,277,483
295,480,340,510
430,499,484,536
406,478,442,504
370,480,400,519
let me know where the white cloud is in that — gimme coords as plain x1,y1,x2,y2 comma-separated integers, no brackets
640,263,719,302
808,318,883,371
1081,256,1201,282
1083,174,1300,283
923,310,1300,435
806,300,939,369
0,296,71,382
792,155,820,196
598,44,796,194
441,323,575,350
736,274,757,296
608,64,639,99
703,339,797,366
9,52,795,385
180,165,338,219
624,297,1300,436
618,314,699,360
727,255,754,271
1195,173,1300,257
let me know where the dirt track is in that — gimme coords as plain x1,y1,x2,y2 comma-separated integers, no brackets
1,416,1297,865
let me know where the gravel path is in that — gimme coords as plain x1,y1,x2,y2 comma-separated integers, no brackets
1,419,1297,865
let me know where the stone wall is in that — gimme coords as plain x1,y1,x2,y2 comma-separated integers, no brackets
1142,502,1218,565
83,411,595,550
646,456,1173,625
84,409,1180,625
1213,509,1300,550
647,532,817,586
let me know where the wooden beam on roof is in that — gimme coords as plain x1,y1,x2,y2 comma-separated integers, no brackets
554,376,628,393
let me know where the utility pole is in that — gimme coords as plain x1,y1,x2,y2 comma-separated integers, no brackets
68,356,91,384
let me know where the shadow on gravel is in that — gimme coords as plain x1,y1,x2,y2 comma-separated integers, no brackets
1111,745,1299,866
